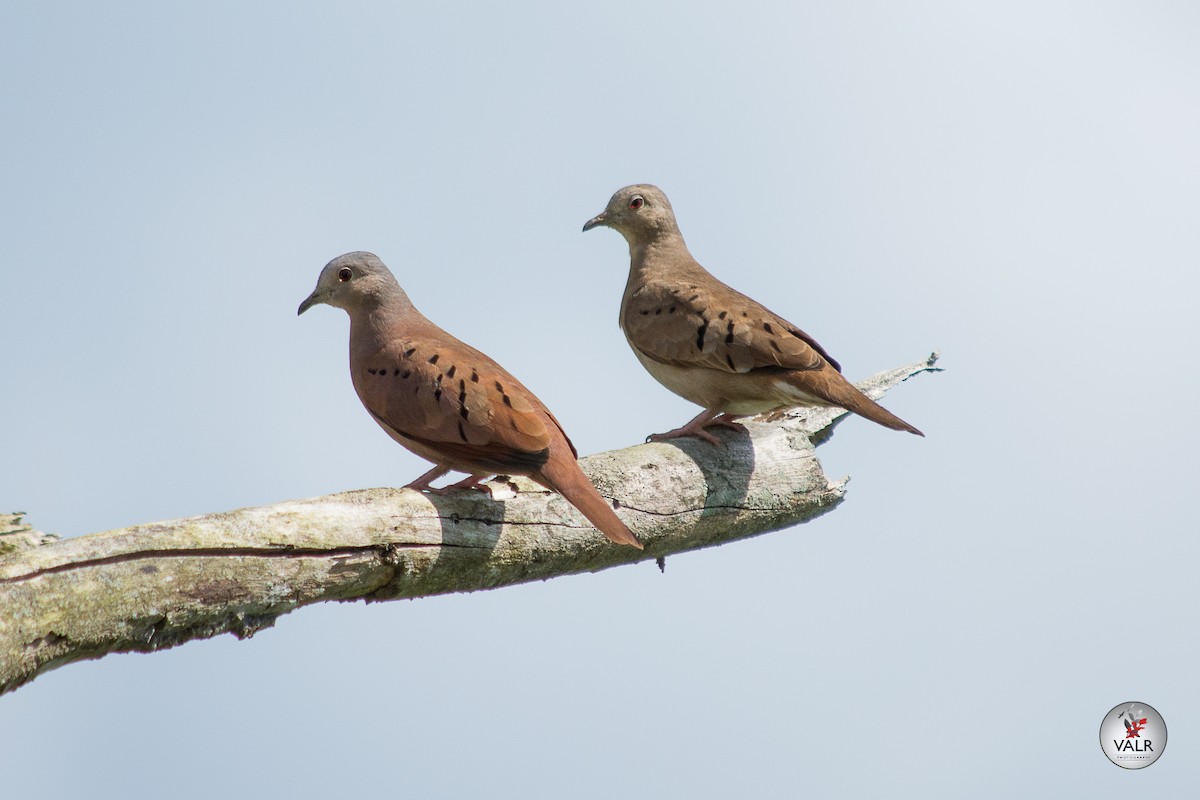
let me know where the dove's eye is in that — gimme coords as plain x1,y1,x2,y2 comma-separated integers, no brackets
338,267,353,282
630,196,644,209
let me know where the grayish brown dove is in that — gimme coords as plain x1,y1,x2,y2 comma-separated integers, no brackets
298,251,642,549
583,184,923,443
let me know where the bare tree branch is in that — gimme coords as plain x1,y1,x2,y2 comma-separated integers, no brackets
0,353,940,695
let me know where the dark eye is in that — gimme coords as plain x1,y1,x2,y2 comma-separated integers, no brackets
630,196,644,209
338,267,352,282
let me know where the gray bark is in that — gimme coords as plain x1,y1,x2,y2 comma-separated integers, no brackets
0,354,939,695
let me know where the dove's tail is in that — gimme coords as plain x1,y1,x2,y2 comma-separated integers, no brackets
534,454,644,549
838,389,925,436
786,368,925,437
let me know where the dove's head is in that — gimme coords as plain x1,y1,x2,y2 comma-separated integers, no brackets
582,184,683,245
298,251,412,316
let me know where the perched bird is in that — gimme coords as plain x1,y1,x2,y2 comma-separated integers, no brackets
583,184,923,443
298,251,642,549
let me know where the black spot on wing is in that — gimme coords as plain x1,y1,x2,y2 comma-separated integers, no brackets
367,408,550,474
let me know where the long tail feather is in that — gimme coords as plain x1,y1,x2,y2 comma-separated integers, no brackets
839,391,924,436
791,369,925,436
534,457,644,549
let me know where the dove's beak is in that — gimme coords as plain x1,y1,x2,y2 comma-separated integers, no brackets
297,289,325,316
582,212,608,232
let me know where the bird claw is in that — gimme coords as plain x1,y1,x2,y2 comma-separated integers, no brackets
403,469,492,495
411,477,491,496
646,427,723,445
646,410,746,445
405,482,451,495
447,475,491,493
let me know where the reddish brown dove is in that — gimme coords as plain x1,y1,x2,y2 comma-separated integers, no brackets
298,251,642,549
583,184,923,443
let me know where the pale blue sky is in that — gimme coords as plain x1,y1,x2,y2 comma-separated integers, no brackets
3,2,1199,797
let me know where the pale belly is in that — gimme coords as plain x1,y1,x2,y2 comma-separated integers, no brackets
630,347,830,415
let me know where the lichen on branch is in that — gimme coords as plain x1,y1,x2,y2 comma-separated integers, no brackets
0,354,939,695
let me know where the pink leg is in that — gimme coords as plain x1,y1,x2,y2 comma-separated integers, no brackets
446,474,490,492
405,467,494,496
403,465,450,492
647,409,746,445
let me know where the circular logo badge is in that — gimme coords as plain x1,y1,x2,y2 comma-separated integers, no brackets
1100,702,1167,769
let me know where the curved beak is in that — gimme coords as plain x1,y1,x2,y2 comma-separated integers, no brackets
297,289,325,316
582,212,608,233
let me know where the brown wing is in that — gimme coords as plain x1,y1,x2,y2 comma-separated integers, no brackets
623,280,841,375
355,334,563,475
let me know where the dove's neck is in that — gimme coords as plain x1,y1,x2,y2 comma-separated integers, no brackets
628,230,690,279
626,229,703,295
349,285,421,350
